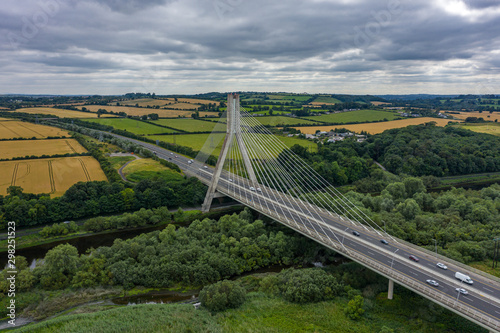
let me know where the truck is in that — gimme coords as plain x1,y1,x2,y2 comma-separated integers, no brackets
455,272,473,285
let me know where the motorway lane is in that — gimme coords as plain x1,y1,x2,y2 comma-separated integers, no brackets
107,132,500,325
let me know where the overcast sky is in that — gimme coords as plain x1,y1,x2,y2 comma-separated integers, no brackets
1,0,499,95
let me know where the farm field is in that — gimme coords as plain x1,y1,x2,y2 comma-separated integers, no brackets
266,94,312,102
122,158,184,183
0,121,70,139
13,107,117,118
78,105,218,118
252,116,319,126
84,118,176,135
309,96,342,105
294,117,457,134
0,139,87,159
149,133,317,156
447,111,500,122
151,119,218,132
0,156,107,196
302,109,400,123
460,123,500,136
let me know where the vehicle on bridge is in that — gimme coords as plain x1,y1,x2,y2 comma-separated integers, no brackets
436,262,448,270
380,239,389,245
455,272,473,285
456,288,469,295
352,231,360,236
409,255,419,262
426,279,439,287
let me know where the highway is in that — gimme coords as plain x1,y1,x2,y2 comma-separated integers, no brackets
107,132,500,332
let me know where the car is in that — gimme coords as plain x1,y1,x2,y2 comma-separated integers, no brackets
426,279,439,287
380,239,389,245
228,179,233,182
203,166,208,169
170,152,173,155
174,156,178,158
188,160,192,164
436,263,448,270
409,255,419,262
352,231,360,236
250,187,256,191
168,157,172,160
256,188,262,192
455,288,468,295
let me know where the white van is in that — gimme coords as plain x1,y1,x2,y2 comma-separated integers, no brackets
455,272,473,285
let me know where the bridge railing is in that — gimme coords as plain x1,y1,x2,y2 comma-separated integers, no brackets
224,190,500,332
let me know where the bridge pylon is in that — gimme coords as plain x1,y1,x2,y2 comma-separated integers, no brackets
201,93,257,212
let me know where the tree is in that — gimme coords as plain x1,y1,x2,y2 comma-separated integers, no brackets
199,280,246,312
344,295,365,320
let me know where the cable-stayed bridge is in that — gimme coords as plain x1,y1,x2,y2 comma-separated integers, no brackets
108,94,500,332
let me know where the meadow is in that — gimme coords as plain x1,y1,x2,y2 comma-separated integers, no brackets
149,133,317,156
309,96,342,105
0,121,70,139
251,116,319,126
0,156,107,196
295,117,457,134
151,119,218,132
0,139,87,159
84,118,176,135
302,109,400,123
122,158,185,183
460,123,500,136
13,108,117,118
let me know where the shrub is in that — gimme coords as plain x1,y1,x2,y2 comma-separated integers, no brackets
199,280,246,312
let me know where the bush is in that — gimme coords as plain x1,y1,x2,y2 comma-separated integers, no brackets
260,268,343,303
344,295,365,320
199,280,246,312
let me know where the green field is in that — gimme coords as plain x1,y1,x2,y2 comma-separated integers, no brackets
267,94,312,102
252,116,319,126
149,133,317,156
151,119,218,132
85,118,176,135
122,158,184,182
14,291,481,333
460,123,500,136
312,96,342,104
303,109,400,123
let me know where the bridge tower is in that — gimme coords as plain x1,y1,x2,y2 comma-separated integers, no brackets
201,93,257,212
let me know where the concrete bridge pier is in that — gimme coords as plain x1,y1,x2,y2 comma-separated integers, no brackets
388,279,394,300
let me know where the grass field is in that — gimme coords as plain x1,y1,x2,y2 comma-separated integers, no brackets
252,116,319,126
109,156,136,170
151,119,218,132
0,139,87,159
149,133,317,156
266,94,312,102
448,111,500,122
460,123,500,136
294,117,457,134
13,108,117,118
0,156,107,196
309,96,342,105
0,121,70,139
14,291,481,333
302,109,400,123
84,118,176,135
122,158,184,183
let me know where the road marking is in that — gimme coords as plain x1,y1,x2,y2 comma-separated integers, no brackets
483,287,494,293
367,251,375,256
411,272,418,276
495,311,500,315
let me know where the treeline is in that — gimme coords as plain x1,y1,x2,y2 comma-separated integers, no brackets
0,177,206,229
0,208,336,296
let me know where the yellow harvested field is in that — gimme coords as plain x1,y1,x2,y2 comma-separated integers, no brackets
0,107,10,110
0,121,70,139
371,101,392,106
0,139,87,159
119,97,215,107
461,124,500,136
447,111,500,122
0,117,14,121
0,156,107,196
77,105,218,118
14,107,117,118
293,117,459,135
